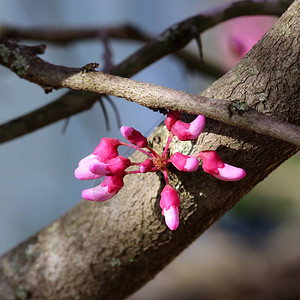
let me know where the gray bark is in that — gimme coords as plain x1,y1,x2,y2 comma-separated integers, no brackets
0,1,299,299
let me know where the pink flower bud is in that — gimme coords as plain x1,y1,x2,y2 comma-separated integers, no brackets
81,175,124,202
171,115,205,141
74,154,103,180
93,138,121,162
121,126,148,148
170,152,199,172
198,151,246,181
89,156,131,176
165,111,181,131
215,164,246,181
160,185,180,230
139,158,154,173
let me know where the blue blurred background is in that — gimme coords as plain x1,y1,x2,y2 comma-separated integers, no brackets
0,1,299,299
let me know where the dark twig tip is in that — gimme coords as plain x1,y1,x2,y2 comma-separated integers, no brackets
190,26,203,62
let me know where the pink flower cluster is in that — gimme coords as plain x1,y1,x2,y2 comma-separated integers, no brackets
75,111,246,230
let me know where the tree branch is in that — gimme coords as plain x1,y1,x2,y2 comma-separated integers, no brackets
0,0,292,145
0,90,96,143
1,0,290,46
0,38,299,145
1,23,226,77
0,24,150,44
109,0,293,77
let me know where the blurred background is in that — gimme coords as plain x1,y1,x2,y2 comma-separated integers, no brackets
0,0,299,299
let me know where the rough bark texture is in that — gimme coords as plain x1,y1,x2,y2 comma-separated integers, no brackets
0,1,299,299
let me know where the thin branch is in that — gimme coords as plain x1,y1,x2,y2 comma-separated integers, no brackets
0,24,150,44
98,98,110,131
0,23,225,78
0,38,299,145
104,95,122,128
0,90,96,143
1,0,291,78
108,0,293,77
98,31,114,72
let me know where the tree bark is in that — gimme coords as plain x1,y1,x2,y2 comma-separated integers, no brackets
0,1,299,299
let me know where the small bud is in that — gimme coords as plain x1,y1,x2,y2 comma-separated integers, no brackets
93,138,121,162
163,206,179,231
170,152,199,172
171,115,205,141
165,111,181,131
160,185,180,230
121,126,148,148
139,158,154,173
81,175,124,202
89,156,131,176
74,154,103,180
198,151,246,181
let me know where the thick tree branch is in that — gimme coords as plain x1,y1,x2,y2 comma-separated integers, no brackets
0,0,292,145
0,1,299,299
0,38,299,145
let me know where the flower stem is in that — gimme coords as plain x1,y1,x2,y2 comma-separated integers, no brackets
163,134,173,157
162,168,169,185
146,146,158,158
121,142,152,158
127,170,142,174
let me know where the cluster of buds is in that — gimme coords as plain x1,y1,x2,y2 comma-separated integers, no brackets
75,111,246,230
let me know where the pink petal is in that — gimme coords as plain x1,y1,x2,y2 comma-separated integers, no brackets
81,175,125,202
171,115,205,141
121,126,148,148
160,185,180,211
88,160,109,176
185,157,199,172
74,154,103,180
171,121,190,141
107,156,131,175
187,115,206,139
170,152,199,172
93,138,121,162
101,175,125,193
163,206,179,230
198,151,224,175
214,163,246,181
90,156,130,176
139,158,154,173
165,110,181,131
81,184,114,202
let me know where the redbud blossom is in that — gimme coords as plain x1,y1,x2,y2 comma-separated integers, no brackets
170,152,199,172
81,175,125,202
93,138,122,162
76,111,246,231
160,185,180,230
165,111,181,131
89,156,131,176
121,126,148,148
74,154,103,180
171,115,206,141
139,158,154,173
198,151,246,181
